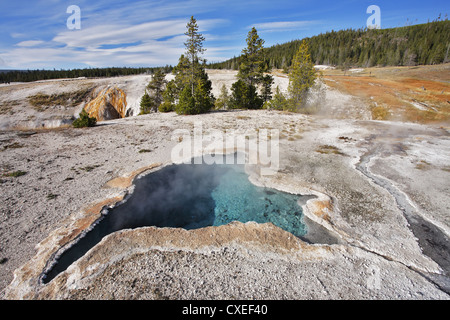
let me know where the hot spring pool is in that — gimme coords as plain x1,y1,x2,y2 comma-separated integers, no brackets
42,158,308,283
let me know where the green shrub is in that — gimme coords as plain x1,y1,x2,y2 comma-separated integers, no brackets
176,86,196,115
73,110,97,128
215,84,231,110
139,92,154,115
230,80,263,110
158,101,174,113
263,86,288,111
4,170,27,177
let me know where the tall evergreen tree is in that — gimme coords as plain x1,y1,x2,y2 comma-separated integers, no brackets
261,74,274,102
166,16,214,115
288,40,317,112
238,27,267,86
172,54,191,96
230,80,263,109
146,68,167,112
159,81,177,112
184,16,206,95
230,27,270,109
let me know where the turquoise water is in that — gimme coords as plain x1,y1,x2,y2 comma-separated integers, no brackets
42,159,307,283
212,166,306,238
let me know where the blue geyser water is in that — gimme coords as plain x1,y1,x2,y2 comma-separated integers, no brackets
212,166,306,237
42,156,307,283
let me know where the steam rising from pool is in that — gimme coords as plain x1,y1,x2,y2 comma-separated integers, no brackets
42,156,307,283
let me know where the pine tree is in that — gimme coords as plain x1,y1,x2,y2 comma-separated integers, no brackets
167,16,214,115
159,81,176,113
146,68,167,112
261,74,274,102
230,80,263,109
263,86,288,111
215,84,231,110
288,40,317,112
73,109,97,128
172,54,191,95
176,85,196,115
139,92,153,114
184,16,206,95
238,27,267,86
147,69,167,107
230,27,268,109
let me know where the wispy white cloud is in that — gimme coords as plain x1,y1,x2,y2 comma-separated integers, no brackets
16,40,46,47
53,20,188,49
252,20,318,32
0,0,233,68
1,13,229,68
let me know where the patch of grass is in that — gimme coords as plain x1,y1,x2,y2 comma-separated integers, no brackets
236,115,251,120
3,170,27,177
139,149,152,154
371,104,390,120
46,193,58,200
415,160,431,170
79,164,101,172
3,142,24,151
0,100,21,115
324,65,450,124
316,145,346,156
28,88,93,110
287,135,302,141
338,136,354,142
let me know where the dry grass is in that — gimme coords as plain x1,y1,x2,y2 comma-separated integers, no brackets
3,170,27,177
323,63,450,124
236,115,252,120
0,100,21,115
415,160,431,170
371,104,390,120
316,145,346,156
28,88,92,111
2,142,24,151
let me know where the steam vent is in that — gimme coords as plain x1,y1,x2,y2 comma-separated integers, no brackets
41,160,313,284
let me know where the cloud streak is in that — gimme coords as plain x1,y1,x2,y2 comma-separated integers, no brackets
0,0,231,69
252,20,318,32
1,0,440,69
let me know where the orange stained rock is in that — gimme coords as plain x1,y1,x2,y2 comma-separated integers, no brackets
84,87,127,121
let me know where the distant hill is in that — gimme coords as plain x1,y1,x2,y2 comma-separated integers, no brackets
0,70,21,74
0,66,173,84
209,19,450,70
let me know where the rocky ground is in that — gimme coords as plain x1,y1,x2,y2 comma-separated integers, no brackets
0,69,449,299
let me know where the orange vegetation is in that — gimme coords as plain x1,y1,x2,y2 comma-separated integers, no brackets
323,64,450,123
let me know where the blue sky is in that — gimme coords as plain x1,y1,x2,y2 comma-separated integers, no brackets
0,0,448,69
